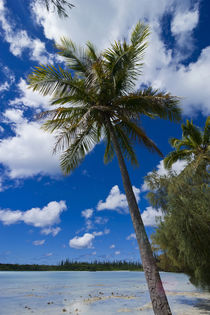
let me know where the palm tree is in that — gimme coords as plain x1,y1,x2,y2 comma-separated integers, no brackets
164,117,210,169
41,0,74,17
28,22,181,314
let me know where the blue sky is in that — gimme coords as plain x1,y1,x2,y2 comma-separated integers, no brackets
0,0,209,265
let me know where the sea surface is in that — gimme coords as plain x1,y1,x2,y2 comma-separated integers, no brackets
0,271,210,315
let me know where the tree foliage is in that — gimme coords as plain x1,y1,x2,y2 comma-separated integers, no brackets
164,117,210,169
146,118,210,289
28,22,181,175
0,260,143,271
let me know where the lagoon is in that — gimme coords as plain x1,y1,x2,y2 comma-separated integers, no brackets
0,271,210,315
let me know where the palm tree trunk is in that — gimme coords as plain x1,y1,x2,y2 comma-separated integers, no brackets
107,118,172,315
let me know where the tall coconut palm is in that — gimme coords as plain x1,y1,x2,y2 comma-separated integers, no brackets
164,117,210,169
28,22,181,314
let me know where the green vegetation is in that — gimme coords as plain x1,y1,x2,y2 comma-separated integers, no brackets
146,118,210,290
164,117,210,169
28,21,180,314
0,260,143,271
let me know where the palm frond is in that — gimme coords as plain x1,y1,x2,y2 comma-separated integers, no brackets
103,127,115,164
117,118,163,157
103,22,150,94
114,88,181,122
56,38,89,76
203,116,210,145
182,120,202,146
114,124,139,165
169,137,196,151
43,0,74,18
28,65,97,105
164,150,193,169
60,123,100,174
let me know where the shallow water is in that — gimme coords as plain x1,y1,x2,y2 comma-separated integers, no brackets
0,271,209,314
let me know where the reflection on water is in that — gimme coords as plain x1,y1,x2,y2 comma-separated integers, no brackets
0,271,209,315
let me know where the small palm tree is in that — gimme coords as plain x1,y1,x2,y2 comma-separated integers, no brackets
164,117,210,169
28,22,181,314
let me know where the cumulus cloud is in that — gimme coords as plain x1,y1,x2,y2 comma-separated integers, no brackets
150,46,210,116
10,79,51,110
33,239,45,246
0,209,22,225
0,0,55,63
0,119,60,179
171,9,199,35
97,185,140,213
3,109,26,124
0,201,67,227
110,244,115,249
41,226,61,236
69,233,95,249
115,251,120,255
81,209,94,219
32,0,210,116
141,206,164,227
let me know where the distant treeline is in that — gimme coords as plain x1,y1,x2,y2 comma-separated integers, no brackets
0,260,143,271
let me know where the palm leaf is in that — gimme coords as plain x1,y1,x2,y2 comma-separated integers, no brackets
114,88,181,122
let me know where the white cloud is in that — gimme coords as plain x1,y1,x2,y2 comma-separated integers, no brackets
94,216,109,225
81,209,93,219
85,219,93,230
155,159,187,176
141,181,150,193
92,251,96,255
33,239,45,246
23,201,67,227
0,201,67,227
32,0,176,49
10,79,50,109
126,233,136,240
69,233,95,249
0,0,55,63
31,0,210,117
41,226,61,236
141,206,164,227
115,251,120,255
0,209,22,225
97,185,140,213
171,9,199,35
0,119,60,179
3,109,25,124
0,81,9,93
93,231,103,236
110,244,115,249
92,229,110,237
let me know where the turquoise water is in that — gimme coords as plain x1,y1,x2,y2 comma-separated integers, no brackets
0,271,209,314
